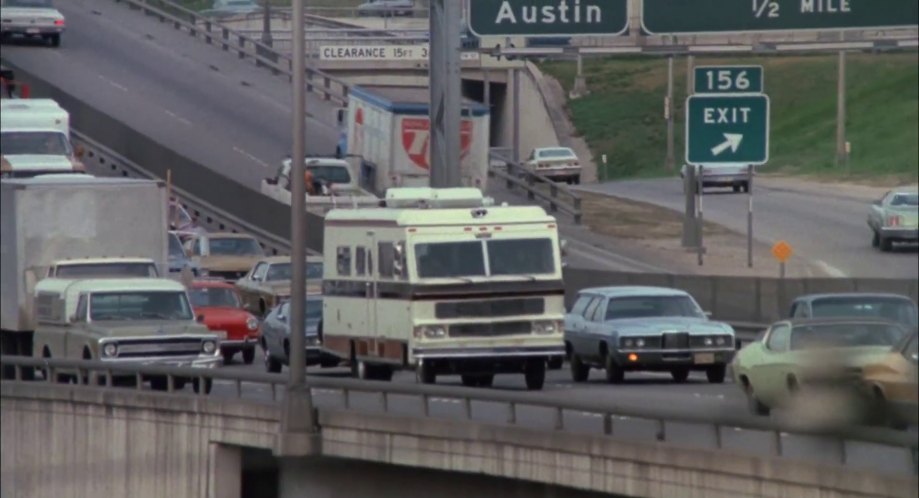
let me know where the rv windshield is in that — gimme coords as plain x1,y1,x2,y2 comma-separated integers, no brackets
89,291,194,321
1,0,55,7
54,263,159,278
0,131,72,156
414,238,556,279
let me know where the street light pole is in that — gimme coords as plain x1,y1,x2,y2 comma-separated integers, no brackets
261,0,273,47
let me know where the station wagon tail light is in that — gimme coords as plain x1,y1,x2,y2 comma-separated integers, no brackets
102,343,118,358
54,19,65,26
887,215,902,227
246,316,259,331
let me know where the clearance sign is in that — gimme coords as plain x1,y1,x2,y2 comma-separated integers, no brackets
319,45,480,62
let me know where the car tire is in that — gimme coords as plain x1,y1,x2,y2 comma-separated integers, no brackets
547,356,563,370
372,365,393,382
570,353,590,383
241,348,255,365
264,346,282,374
733,185,741,193
880,235,894,252
706,365,726,384
193,378,213,395
872,230,880,248
573,175,581,185
604,353,624,384
743,181,750,193
671,367,690,383
222,350,235,365
524,359,546,390
416,360,436,384
49,34,61,47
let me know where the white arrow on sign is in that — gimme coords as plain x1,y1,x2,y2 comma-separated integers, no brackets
711,133,744,157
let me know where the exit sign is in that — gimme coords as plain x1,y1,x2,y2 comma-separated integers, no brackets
694,66,764,94
685,95,771,165
642,0,918,35
468,0,630,37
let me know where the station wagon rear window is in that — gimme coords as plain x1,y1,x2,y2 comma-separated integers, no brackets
90,292,193,321
790,322,907,350
537,148,575,159
811,297,918,327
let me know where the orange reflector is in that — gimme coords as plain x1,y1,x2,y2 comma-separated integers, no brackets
627,353,638,362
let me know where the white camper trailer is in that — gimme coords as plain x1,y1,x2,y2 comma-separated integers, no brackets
321,188,565,390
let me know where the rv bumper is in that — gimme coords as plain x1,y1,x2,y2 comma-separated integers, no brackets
412,345,565,360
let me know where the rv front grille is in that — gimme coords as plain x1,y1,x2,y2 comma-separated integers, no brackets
449,321,532,338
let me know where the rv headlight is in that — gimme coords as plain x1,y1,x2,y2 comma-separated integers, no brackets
704,337,714,346
533,321,558,335
202,340,218,354
102,342,118,358
426,326,447,339
246,316,259,331
635,338,646,348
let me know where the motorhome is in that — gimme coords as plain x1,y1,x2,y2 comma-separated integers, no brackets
321,187,566,390
0,98,84,178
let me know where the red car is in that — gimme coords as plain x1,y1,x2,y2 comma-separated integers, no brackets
188,279,260,364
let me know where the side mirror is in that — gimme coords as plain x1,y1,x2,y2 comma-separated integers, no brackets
196,314,205,323
559,239,568,257
74,144,85,159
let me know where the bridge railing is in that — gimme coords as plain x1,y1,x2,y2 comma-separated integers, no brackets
488,148,583,224
110,0,351,105
2,355,916,474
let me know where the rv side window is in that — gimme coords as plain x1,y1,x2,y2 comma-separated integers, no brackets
337,246,351,276
355,247,366,276
378,243,394,278
35,293,59,323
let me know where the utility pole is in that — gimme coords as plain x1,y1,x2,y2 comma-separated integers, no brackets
429,0,462,187
512,68,520,163
681,56,697,249
665,56,674,171
281,0,315,438
835,48,847,169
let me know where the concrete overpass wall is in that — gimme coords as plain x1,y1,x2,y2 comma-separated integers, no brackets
495,66,561,161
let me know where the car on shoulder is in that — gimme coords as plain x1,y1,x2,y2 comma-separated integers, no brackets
523,146,581,184
183,231,265,282
261,294,340,373
564,286,736,384
0,0,65,47
235,255,323,317
680,163,753,193
867,187,918,252
789,293,918,329
206,0,259,18
732,317,910,417
356,0,414,17
188,279,261,365
861,329,918,428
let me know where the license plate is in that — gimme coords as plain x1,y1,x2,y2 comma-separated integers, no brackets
694,353,715,365
26,28,40,34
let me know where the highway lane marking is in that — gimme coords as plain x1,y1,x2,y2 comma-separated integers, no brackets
97,74,128,93
233,146,271,168
164,109,192,126
692,393,726,400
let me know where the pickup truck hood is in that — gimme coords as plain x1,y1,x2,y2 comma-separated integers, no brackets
86,321,212,338
0,7,65,21
201,255,260,272
3,154,74,172
605,317,733,336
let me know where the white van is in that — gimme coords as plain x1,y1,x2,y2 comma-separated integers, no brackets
0,99,85,178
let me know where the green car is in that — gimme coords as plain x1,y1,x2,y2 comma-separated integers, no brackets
867,187,918,251
732,317,910,416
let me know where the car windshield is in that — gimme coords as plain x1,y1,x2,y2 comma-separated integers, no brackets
2,0,54,7
811,297,918,327
307,261,323,279
605,295,705,320
307,165,351,184
90,291,193,321
168,235,185,257
0,131,72,156
55,263,158,278
414,239,555,279
209,237,263,256
266,263,291,281
306,298,323,320
890,193,919,207
188,287,240,308
790,322,907,350
538,148,575,159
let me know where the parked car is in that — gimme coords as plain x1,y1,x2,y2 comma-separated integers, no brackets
356,0,414,17
524,147,581,184
861,329,918,427
789,293,918,329
168,231,202,277
261,295,340,373
235,255,323,317
564,286,736,384
183,232,265,281
188,279,261,365
680,163,753,193
867,187,918,252
732,317,910,417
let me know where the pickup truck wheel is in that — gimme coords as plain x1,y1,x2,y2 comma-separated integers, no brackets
416,361,436,384
706,365,726,384
193,378,213,395
671,367,690,383
570,354,590,382
524,359,546,390
264,348,282,373
872,230,880,248
241,348,255,365
222,350,235,365
46,34,60,47
604,354,624,384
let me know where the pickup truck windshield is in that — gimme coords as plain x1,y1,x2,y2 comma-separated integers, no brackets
790,322,907,350
811,297,918,327
209,237,263,256
307,165,351,184
189,287,240,308
414,238,555,278
606,295,705,320
266,263,291,281
1,131,72,156
90,291,194,321
54,263,158,278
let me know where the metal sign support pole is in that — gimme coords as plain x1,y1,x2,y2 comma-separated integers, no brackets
697,166,704,266
429,0,462,187
747,164,754,268
665,56,674,171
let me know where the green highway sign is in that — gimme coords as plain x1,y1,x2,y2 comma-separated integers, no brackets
686,95,770,165
695,66,763,94
468,0,629,37
642,0,918,35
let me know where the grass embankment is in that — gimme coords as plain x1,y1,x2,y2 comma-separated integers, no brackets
540,53,918,183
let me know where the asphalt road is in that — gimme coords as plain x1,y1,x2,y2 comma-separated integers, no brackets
579,178,919,279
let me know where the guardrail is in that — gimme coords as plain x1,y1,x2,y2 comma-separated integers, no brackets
488,148,582,224
110,0,351,105
72,130,293,256
2,354,916,473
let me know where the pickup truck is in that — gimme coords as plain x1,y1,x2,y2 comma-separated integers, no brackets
261,157,378,211
0,0,65,47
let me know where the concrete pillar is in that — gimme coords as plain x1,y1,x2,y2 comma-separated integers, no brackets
571,53,589,98
209,444,241,498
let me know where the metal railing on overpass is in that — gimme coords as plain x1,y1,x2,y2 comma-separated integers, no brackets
488,147,583,225
2,354,916,475
110,0,351,105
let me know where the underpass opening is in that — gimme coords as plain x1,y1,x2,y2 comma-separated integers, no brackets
462,78,507,147
242,448,279,498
